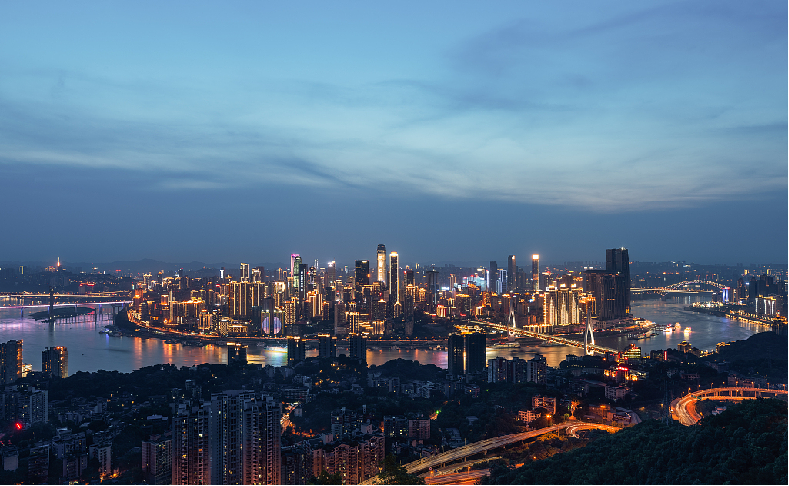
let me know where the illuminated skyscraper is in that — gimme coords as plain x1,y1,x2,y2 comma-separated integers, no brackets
290,254,300,280
532,255,540,292
376,244,387,286
489,261,498,294
240,263,250,283
327,261,336,291
42,346,68,378
355,260,370,291
507,255,516,291
389,252,399,303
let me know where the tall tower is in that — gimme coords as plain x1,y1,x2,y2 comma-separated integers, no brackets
355,260,370,291
447,334,465,377
389,252,399,303
376,244,387,286
489,261,498,294
507,255,516,291
606,248,631,315
531,254,540,292
240,263,250,282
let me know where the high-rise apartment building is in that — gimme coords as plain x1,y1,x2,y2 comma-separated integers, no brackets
142,435,172,485
507,255,516,291
464,333,486,374
172,400,211,485
240,263,250,283
348,335,366,362
532,254,540,292
287,338,306,366
42,346,68,378
210,391,281,485
447,334,465,377
0,340,23,384
376,244,387,286
318,335,336,359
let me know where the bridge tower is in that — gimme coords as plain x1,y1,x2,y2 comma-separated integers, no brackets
508,306,517,336
583,312,595,355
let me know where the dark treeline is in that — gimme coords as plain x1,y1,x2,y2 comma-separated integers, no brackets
486,399,787,485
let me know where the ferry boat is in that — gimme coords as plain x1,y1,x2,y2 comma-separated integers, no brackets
538,341,565,347
491,342,520,349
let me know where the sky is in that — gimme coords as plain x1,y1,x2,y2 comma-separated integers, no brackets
0,1,786,267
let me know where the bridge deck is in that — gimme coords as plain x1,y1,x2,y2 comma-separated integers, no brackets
470,321,618,354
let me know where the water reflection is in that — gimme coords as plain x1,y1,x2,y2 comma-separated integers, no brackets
0,301,767,374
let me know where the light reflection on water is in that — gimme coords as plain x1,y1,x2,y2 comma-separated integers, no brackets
0,300,767,373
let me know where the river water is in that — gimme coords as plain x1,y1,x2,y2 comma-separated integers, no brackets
0,298,770,373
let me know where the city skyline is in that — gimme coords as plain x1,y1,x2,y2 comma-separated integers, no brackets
0,1,786,265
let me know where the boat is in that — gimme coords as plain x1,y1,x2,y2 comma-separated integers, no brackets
164,339,179,344
538,341,565,347
683,326,692,333
491,342,520,349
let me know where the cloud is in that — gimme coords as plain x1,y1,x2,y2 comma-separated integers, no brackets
0,1,785,213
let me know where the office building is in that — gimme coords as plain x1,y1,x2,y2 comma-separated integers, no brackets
389,252,400,302
0,340,22,384
532,254,540,291
585,269,627,320
42,346,68,378
507,255,516,291
287,338,306,366
464,333,486,374
376,244,387,286
142,435,172,485
355,260,370,292
606,248,631,314
489,261,498,294
447,334,465,377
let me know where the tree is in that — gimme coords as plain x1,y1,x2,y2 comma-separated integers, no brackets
377,454,425,485
310,470,343,484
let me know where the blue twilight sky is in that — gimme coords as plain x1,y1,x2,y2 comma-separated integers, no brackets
0,1,786,267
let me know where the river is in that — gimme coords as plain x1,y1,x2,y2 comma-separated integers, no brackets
0,298,770,373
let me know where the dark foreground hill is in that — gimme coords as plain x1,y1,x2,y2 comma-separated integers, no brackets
485,399,787,485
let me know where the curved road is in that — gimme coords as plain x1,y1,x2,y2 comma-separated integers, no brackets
671,387,788,426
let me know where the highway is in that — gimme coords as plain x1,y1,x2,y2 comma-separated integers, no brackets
671,387,788,426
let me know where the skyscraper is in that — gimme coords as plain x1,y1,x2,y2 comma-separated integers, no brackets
389,252,399,303
447,334,465,377
532,254,540,292
211,391,282,485
606,248,631,314
489,261,498,294
348,334,366,362
42,346,68,378
464,333,486,375
0,340,23,384
376,244,387,286
287,338,306,366
240,263,250,283
172,400,211,485
354,260,370,291
507,255,516,291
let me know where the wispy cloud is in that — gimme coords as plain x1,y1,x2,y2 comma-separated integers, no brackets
0,1,785,213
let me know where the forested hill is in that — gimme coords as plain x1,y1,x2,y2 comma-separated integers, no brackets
486,399,787,485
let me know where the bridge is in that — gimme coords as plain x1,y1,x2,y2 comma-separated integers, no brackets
671,387,788,426
632,280,729,298
469,320,618,355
